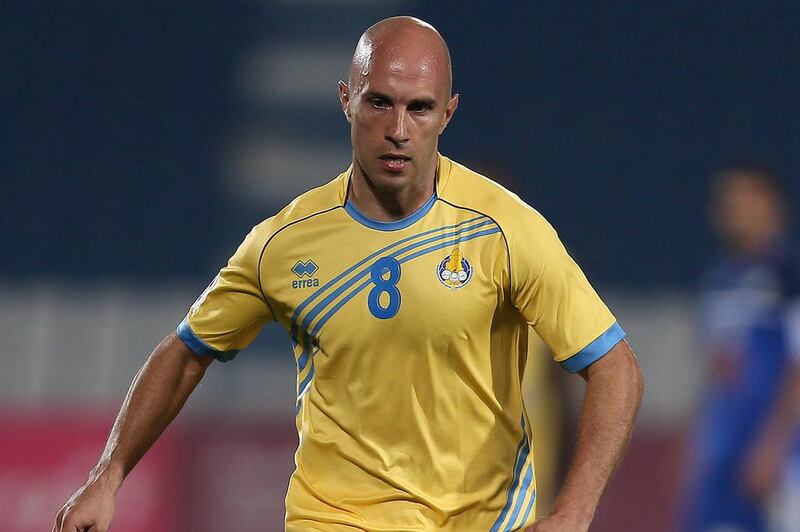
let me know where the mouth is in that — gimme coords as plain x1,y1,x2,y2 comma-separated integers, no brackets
379,153,411,173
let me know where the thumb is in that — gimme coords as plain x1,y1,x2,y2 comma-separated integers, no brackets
61,512,96,532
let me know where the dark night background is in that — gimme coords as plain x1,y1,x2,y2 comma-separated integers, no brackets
4,2,799,287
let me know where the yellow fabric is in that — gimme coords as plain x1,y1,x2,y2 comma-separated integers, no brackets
180,155,618,530
522,333,564,515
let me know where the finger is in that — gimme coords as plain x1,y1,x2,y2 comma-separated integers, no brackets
53,508,65,532
58,511,86,532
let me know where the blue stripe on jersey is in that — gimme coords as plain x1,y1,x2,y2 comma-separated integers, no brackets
297,331,317,372
491,417,530,532
295,355,316,415
289,220,501,416
506,464,534,530
560,321,626,373
517,481,537,530
299,221,499,337
290,215,489,340
176,316,239,362
344,191,437,231
308,226,502,338
396,227,500,264
297,363,314,398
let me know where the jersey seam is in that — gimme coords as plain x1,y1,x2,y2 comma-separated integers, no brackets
437,198,513,296
256,205,345,315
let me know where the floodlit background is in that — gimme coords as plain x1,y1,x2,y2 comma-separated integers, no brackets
3,1,799,530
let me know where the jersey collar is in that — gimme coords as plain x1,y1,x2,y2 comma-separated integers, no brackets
336,153,454,204
337,153,453,231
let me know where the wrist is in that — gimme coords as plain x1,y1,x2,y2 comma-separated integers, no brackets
88,460,125,494
549,500,595,530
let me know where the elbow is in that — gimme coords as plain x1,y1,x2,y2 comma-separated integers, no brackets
626,346,645,411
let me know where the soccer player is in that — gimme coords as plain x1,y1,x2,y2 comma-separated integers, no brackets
681,164,800,531
54,17,643,531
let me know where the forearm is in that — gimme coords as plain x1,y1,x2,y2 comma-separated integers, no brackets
743,364,800,497
552,340,643,525
87,333,213,492
759,366,800,450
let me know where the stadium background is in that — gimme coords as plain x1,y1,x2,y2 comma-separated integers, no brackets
3,1,799,530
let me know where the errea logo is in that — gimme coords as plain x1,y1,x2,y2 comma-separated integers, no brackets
292,260,320,289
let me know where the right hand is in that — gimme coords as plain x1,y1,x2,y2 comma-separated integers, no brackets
52,481,116,532
742,436,784,501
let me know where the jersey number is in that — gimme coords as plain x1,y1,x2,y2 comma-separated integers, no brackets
368,257,401,319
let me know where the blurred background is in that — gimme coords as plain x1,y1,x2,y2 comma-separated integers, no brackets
2,1,799,530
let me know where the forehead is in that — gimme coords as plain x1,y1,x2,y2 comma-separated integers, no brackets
715,175,782,214
359,44,447,98
718,173,771,198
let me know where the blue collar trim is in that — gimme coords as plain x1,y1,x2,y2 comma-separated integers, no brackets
345,192,437,231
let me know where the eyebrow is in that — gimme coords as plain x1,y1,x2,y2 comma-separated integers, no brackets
362,90,438,108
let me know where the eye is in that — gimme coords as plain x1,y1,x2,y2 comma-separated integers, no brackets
369,98,389,109
408,102,433,113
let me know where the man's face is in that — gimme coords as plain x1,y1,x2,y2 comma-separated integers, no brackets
711,172,784,252
339,49,458,193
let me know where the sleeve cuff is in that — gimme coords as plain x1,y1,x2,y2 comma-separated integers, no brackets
177,316,239,362
559,322,626,373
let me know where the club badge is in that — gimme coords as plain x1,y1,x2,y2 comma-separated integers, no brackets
437,247,473,289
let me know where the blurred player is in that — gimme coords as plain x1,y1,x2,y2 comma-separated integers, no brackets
681,164,800,531
54,16,642,531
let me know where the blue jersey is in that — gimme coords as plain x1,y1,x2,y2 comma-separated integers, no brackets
684,243,800,531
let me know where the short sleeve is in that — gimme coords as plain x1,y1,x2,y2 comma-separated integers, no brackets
177,225,273,361
508,207,624,373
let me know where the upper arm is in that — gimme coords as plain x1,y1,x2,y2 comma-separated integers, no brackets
166,331,216,371
507,206,624,373
578,338,642,386
177,224,274,362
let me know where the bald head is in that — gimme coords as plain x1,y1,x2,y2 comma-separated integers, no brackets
348,16,452,97
338,16,459,201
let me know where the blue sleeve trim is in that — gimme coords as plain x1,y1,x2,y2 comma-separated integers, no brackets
559,322,626,373
176,316,239,362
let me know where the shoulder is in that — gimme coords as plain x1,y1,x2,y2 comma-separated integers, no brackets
438,156,557,245
247,170,346,246
775,242,800,297
699,256,732,288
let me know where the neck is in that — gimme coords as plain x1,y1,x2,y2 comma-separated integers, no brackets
348,160,437,222
731,229,783,259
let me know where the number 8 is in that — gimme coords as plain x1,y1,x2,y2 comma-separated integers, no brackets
368,257,401,319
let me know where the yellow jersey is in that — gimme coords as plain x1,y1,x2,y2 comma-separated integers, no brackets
177,154,624,531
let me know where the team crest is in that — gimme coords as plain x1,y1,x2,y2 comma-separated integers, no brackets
437,247,473,289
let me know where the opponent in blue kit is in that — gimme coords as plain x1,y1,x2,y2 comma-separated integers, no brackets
682,164,800,532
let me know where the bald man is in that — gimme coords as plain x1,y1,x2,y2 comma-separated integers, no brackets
54,17,642,532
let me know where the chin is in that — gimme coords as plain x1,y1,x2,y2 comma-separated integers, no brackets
361,163,415,190
372,172,414,193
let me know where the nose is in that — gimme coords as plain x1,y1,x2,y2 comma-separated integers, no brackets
385,107,409,146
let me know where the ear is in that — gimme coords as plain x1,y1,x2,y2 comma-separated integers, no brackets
439,93,459,134
338,80,352,123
